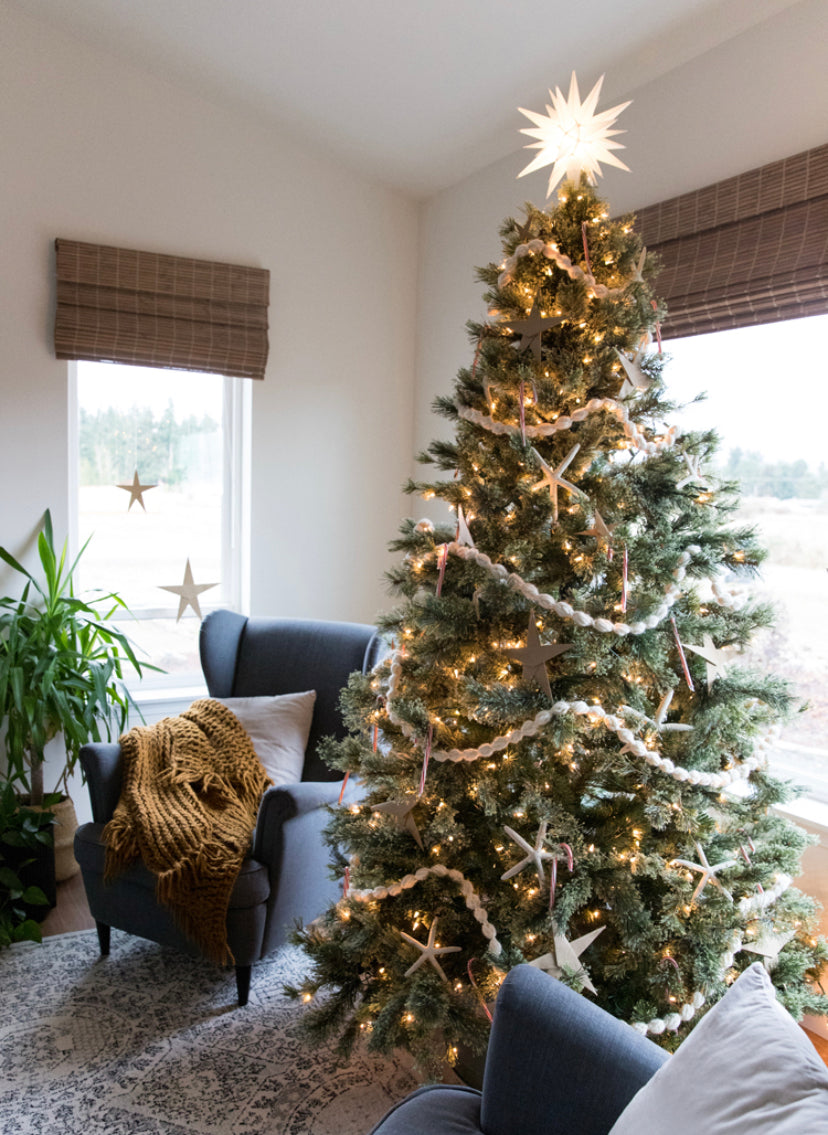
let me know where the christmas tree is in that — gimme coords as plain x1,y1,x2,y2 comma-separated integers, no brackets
292,75,828,1072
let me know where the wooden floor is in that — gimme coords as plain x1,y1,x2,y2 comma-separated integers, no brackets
42,871,828,1064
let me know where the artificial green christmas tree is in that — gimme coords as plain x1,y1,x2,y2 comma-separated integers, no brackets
292,75,827,1072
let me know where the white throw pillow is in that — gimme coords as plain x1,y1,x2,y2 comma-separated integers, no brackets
217,691,316,786
608,962,828,1134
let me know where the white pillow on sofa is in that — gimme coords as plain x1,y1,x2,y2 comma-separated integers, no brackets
217,691,316,786
608,962,828,1134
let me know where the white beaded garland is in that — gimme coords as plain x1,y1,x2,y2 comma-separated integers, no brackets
349,864,502,957
457,399,676,458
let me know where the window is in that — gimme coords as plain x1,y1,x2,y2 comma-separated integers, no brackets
69,360,249,688
665,313,828,801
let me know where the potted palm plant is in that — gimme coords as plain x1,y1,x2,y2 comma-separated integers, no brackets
0,509,148,890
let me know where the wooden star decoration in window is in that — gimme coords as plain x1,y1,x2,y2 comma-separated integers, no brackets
116,469,157,511
159,558,218,621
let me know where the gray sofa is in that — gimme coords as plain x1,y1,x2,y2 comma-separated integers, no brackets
368,963,668,1135
74,609,381,1005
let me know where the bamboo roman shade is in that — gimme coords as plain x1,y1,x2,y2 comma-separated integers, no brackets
634,143,828,340
54,239,270,379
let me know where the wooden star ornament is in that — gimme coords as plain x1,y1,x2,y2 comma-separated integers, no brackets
504,612,571,701
684,634,731,692
374,798,424,850
529,925,605,994
614,347,651,398
116,469,157,511
159,558,218,621
506,295,564,361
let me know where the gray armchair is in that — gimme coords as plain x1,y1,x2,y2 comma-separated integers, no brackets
369,963,667,1135
74,610,382,1006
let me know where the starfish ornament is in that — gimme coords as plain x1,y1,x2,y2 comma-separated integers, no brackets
684,634,731,692
653,689,694,733
676,452,712,492
116,469,157,511
505,295,564,361
159,558,218,621
614,347,651,398
504,612,571,701
531,442,583,522
673,841,738,905
400,918,461,982
578,509,613,551
374,798,424,849
529,925,605,994
501,820,559,884
518,73,631,197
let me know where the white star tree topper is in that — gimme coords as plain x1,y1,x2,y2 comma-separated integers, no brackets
518,73,631,197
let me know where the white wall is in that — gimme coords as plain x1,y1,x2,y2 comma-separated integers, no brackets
0,4,418,627
414,0,828,471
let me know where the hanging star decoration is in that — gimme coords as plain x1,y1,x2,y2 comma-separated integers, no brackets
455,505,475,548
505,294,564,361
672,841,738,905
684,634,731,692
504,612,572,701
116,469,157,511
614,347,651,398
400,917,461,982
501,820,558,884
531,442,583,522
631,247,648,283
741,926,795,969
374,798,424,850
159,558,218,621
514,214,535,243
578,509,613,552
518,72,631,197
653,688,694,733
676,453,712,491
529,925,605,994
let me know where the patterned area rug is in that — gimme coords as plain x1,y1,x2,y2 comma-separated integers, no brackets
0,930,419,1134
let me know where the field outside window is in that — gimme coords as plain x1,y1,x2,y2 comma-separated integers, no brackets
666,314,828,802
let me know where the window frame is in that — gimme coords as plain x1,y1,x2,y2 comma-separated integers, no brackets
67,360,251,694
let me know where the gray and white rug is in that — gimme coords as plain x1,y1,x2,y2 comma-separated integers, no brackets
0,930,418,1135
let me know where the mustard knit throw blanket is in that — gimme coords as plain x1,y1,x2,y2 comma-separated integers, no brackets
103,699,272,965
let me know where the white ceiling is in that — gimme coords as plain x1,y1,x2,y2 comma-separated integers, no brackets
9,0,802,196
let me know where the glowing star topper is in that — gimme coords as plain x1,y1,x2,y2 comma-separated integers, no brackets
518,72,631,197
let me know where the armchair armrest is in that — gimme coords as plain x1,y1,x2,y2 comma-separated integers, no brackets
481,965,667,1135
251,777,364,864
78,743,124,823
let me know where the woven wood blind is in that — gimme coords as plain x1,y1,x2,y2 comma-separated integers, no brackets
634,143,828,340
54,239,270,379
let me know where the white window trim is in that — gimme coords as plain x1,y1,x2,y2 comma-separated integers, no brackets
67,361,251,698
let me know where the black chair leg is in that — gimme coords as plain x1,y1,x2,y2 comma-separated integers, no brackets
235,964,252,1007
95,921,111,956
